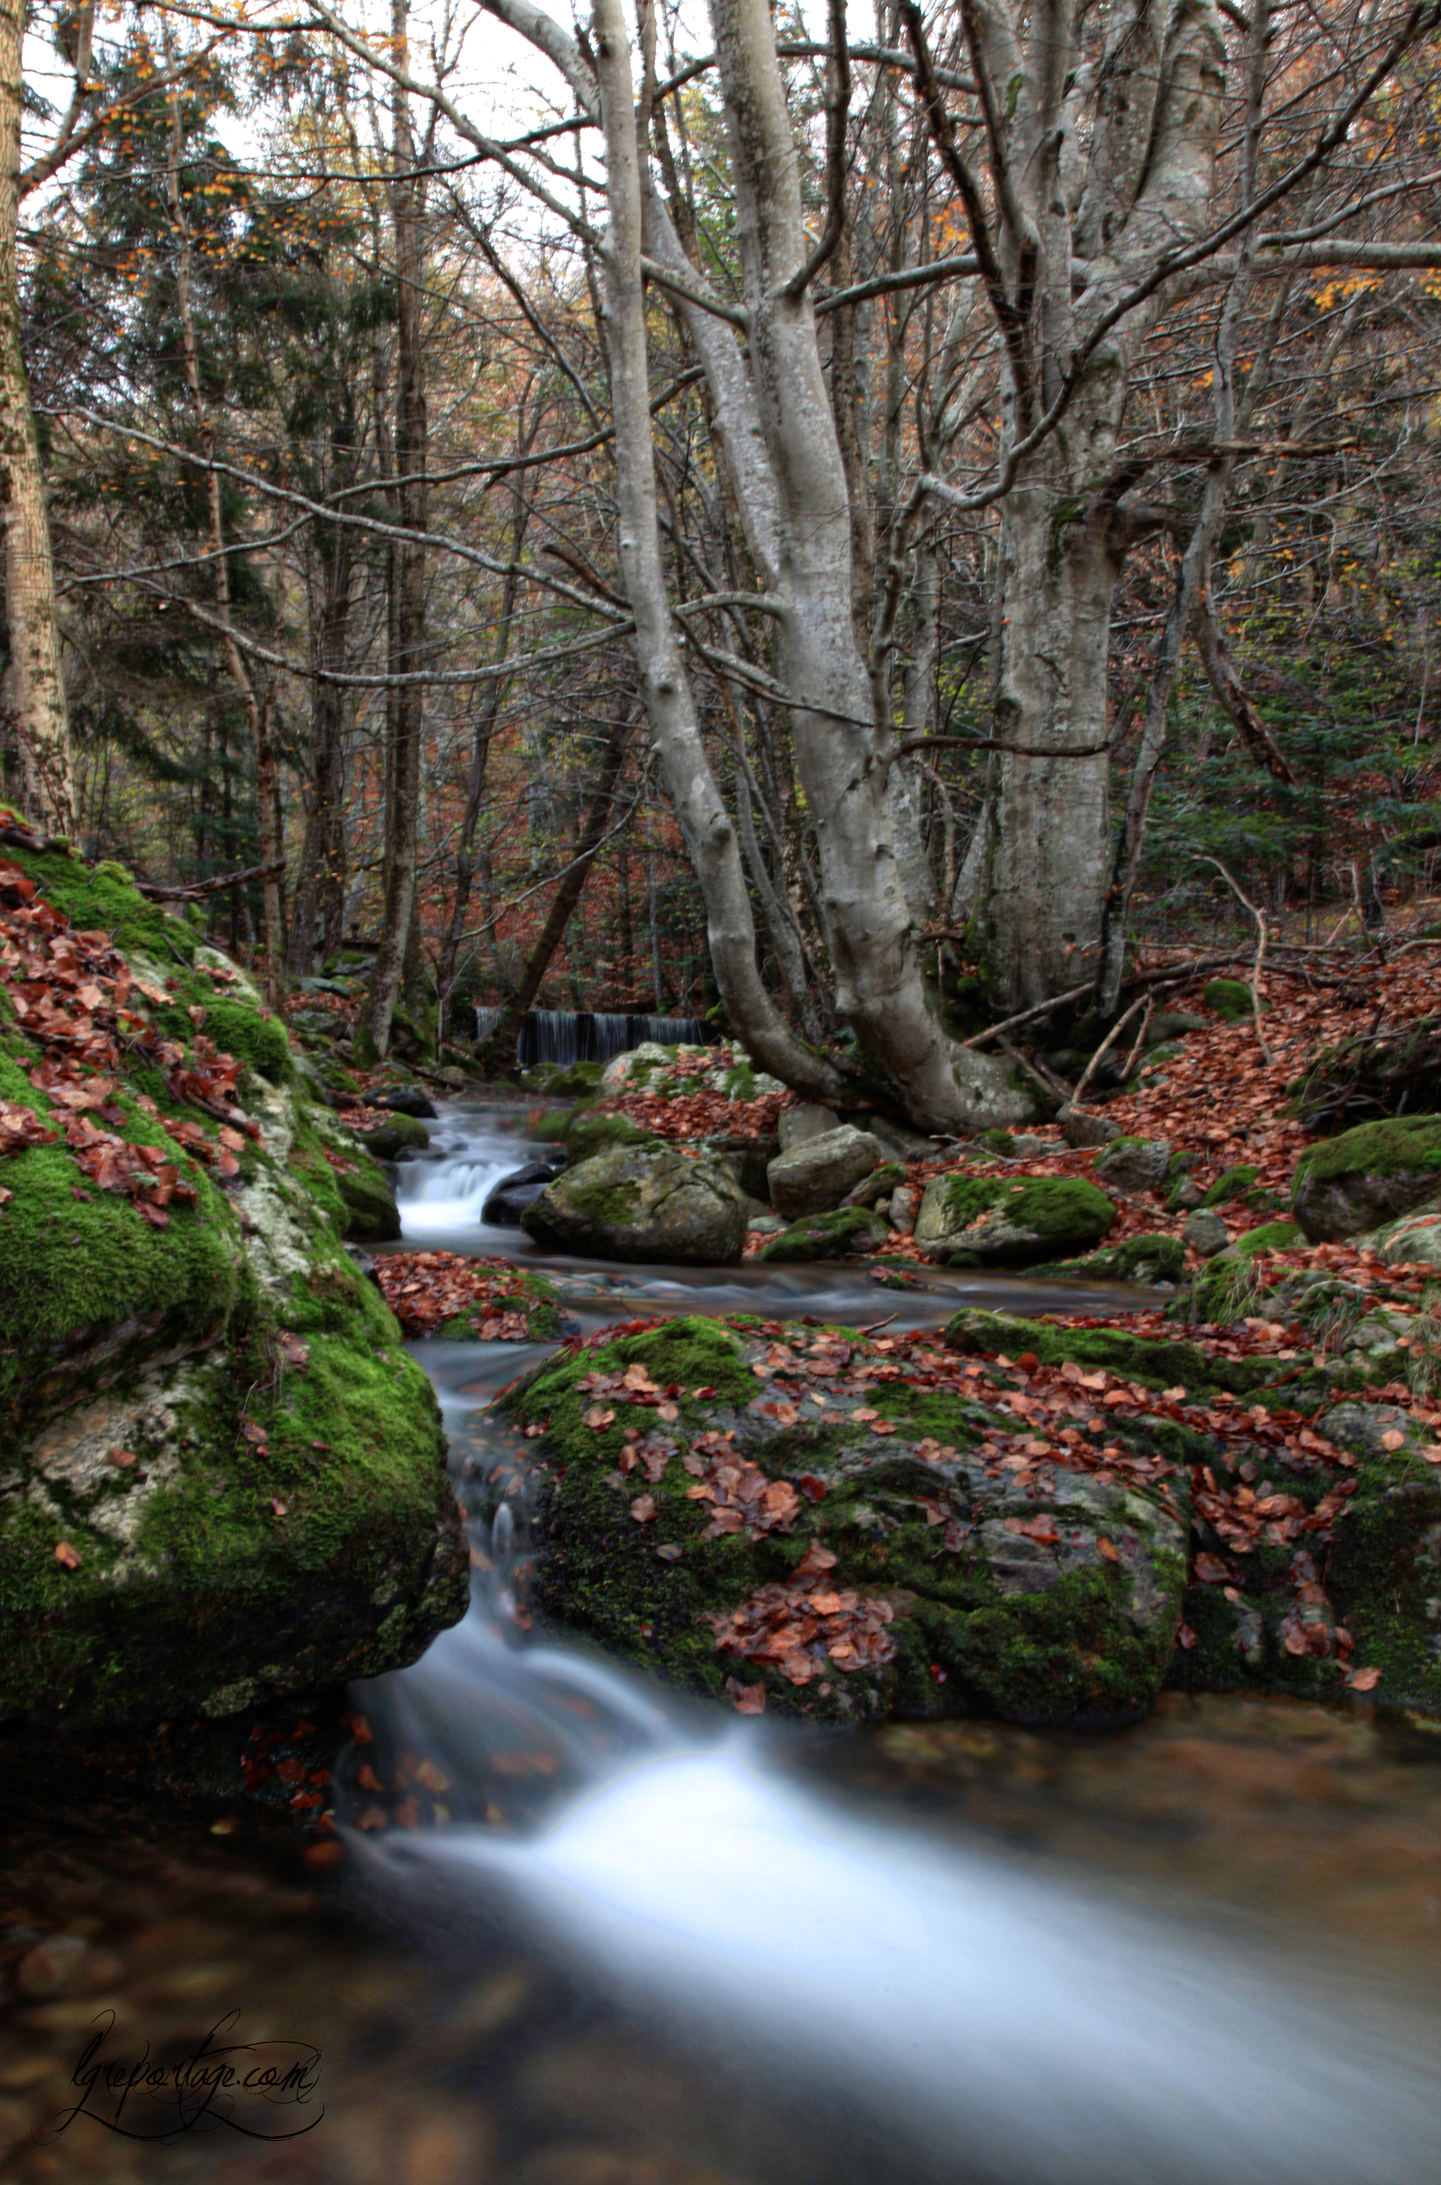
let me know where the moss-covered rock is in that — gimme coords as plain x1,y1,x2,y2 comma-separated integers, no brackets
521,1143,748,1263
500,1316,1187,1725
332,1155,402,1242
1029,1233,1186,1286
1204,978,1265,1021
1203,1163,1259,1208
0,849,466,1728
915,1172,1116,1266
758,1206,887,1262
520,1060,604,1097
1322,1405,1441,1709
358,1112,430,1160
563,1109,664,1163
940,1308,1281,1397
1094,1138,1171,1195
1292,1115,1441,1241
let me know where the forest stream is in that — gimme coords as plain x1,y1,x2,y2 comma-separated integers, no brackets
5,1103,1441,2185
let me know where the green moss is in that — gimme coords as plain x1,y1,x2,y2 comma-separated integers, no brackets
1328,1451,1441,1709
941,1308,1278,1395
1293,1115,1441,1189
1232,1220,1304,1257
521,1061,604,1096
360,1113,430,1158
1030,1233,1185,1284
564,1111,663,1162
1204,978,1264,1021
332,1155,401,1242
723,1063,758,1099
944,1173,1116,1244
758,1207,885,1262
1203,1164,1259,1207
0,1141,242,1427
199,996,292,1084
4,850,198,971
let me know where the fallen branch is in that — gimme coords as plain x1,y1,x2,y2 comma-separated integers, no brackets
134,858,286,902
1197,856,1274,1064
1071,996,1147,1109
961,950,1249,1051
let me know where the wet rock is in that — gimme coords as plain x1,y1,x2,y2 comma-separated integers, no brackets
364,1113,432,1160
888,1184,919,1235
1030,1232,1185,1286
701,1129,780,1202
502,1315,1189,1726
1292,1116,1441,1241
757,1207,887,1262
1323,1404,1441,1710
564,1111,664,1164
0,849,466,1729
335,1152,403,1241
841,1161,908,1208
777,1102,841,1152
1062,1109,1121,1150
1180,1208,1230,1258
1095,1137,1171,1194
767,1127,883,1220
521,1145,749,1263
482,1161,563,1227
364,1084,439,1119
915,1172,1116,1266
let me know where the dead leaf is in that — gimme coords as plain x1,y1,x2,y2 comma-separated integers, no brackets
1349,1665,1382,1691
53,1540,81,1570
629,1493,657,1523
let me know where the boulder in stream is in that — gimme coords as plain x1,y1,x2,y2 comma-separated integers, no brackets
767,1126,883,1220
497,1315,1189,1726
520,1143,749,1262
915,1172,1116,1265
481,1159,564,1227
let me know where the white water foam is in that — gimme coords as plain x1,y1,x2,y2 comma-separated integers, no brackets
363,1607,1440,2185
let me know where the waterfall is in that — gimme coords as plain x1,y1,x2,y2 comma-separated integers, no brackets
466,1007,705,1065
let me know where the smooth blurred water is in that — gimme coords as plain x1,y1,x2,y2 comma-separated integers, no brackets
345,1113,1441,2184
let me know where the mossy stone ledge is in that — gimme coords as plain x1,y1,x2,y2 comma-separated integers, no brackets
0,848,465,1728
498,1315,1188,1726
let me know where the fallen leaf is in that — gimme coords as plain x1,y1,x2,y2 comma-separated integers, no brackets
585,1406,616,1430
1096,1536,1120,1562
1349,1665,1382,1691
629,1493,657,1523
53,1540,81,1570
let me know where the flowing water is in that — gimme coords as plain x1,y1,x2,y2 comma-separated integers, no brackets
468,1009,705,1067
5,1105,1441,2184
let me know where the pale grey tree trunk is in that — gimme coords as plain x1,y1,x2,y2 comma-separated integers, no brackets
0,0,74,836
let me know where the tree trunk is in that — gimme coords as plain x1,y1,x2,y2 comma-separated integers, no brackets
366,0,427,1062
983,460,1118,1008
0,0,74,836
289,522,353,974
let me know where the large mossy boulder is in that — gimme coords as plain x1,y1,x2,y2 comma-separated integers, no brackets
766,1125,883,1219
1291,1115,1441,1241
915,1172,1116,1266
497,1316,1188,1725
520,1143,748,1262
0,846,466,1728
563,1109,663,1163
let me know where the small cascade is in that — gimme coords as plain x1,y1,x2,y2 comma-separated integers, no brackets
467,1007,705,1066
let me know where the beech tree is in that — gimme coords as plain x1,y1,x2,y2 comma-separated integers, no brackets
288,0,1441,1124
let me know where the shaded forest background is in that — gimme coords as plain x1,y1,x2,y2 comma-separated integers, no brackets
6,0,1441,1059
